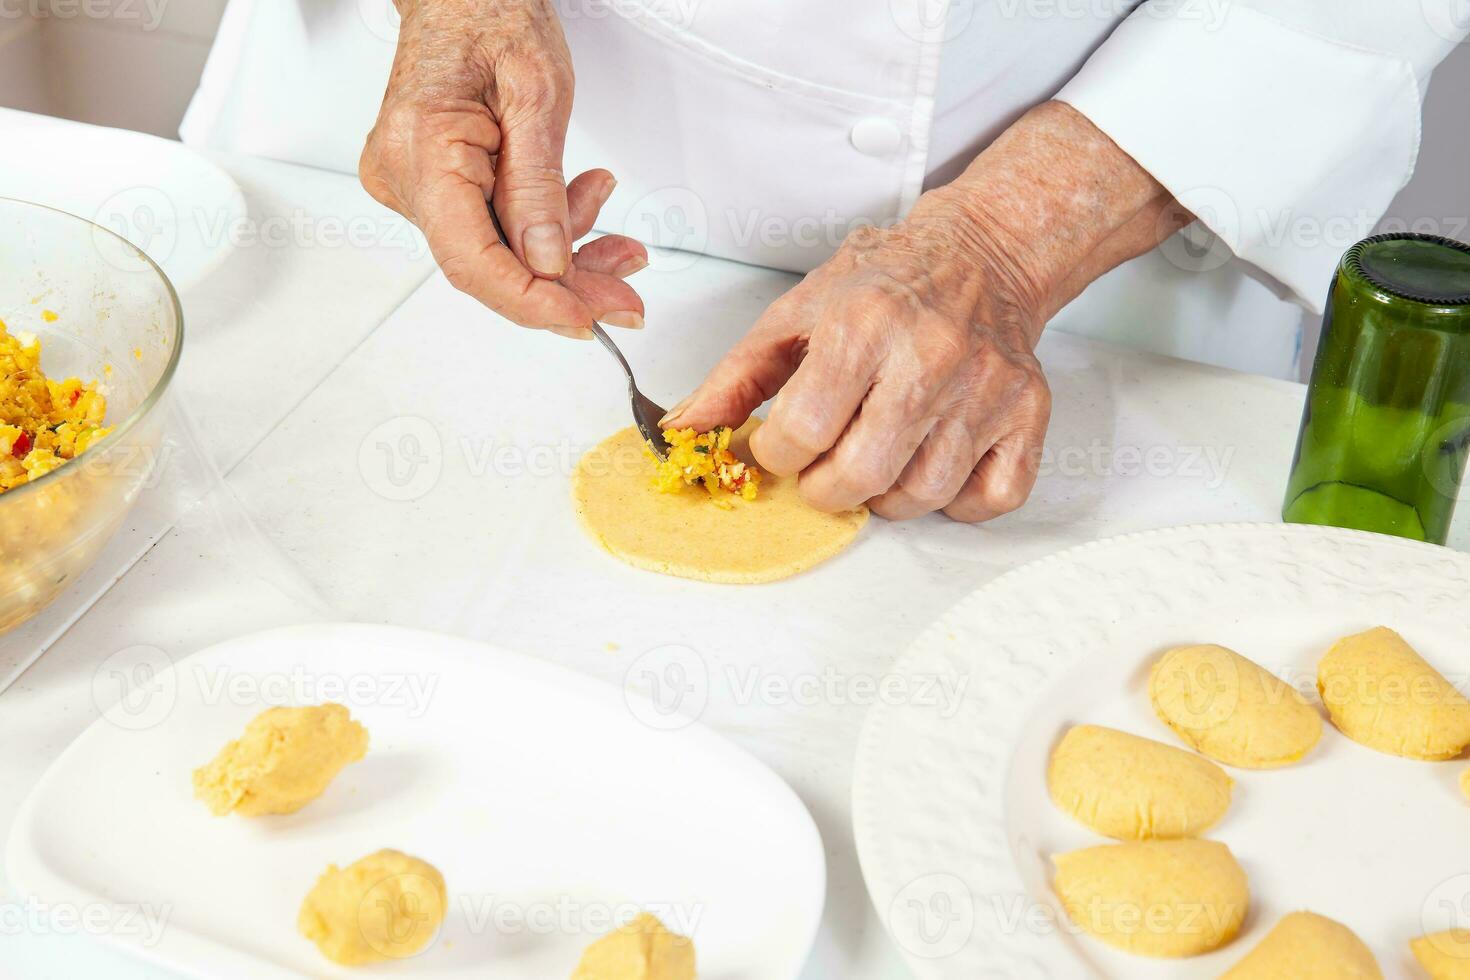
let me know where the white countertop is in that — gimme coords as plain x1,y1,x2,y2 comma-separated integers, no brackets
0,143,1329,979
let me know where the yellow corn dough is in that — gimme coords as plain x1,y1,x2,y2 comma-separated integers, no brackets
1150,644,1322,768
1052,839,1248,958
193,703,368,816
1412,930,1470,979
1317,627,1470,760
572,421,867,584
1219,911,1381,978
1047,724,1233,839
572,912,696,980
298,849,447,965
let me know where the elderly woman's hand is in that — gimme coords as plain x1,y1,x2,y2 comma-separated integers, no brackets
360,0,647,339
664,101,1190,521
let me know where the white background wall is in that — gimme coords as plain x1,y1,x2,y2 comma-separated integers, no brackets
0,0,1466,380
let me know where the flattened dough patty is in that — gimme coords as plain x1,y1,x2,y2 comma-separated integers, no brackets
1053,839,1249,958
1151,644,1322,768
1317,626,1470,760
1047,724,1232,839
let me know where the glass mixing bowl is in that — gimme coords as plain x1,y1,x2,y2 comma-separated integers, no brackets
0,198,183,634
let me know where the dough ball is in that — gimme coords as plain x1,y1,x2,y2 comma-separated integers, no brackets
1052,839,1248,958
193,703,369,816
1047,724,1232,839
298,848,446,965
572,912,696,980
1317,626,1470,760
1413,929,1470,979
572,422,867,584
1150,644,1322,768
1219,911,1381,978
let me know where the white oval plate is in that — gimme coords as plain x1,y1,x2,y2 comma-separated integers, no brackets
853,523,1470,979
0,108,246,291
7,623,825,979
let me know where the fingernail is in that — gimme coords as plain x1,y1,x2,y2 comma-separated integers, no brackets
660,394,694,427
602,311,644,330
602,174,619,201
524,223,568,277
549,325,593,341
613,255,648,278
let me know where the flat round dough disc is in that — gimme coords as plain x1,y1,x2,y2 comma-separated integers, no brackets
572,421,868,583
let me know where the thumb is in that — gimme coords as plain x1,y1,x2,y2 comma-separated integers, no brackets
661,316,807,432
493,85,574,279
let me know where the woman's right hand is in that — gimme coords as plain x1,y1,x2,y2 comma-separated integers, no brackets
361,0,648,339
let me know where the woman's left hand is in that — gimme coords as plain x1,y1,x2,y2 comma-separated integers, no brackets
662,100,1189,522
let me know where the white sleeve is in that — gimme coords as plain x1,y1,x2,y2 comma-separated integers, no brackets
1055,0,1468,312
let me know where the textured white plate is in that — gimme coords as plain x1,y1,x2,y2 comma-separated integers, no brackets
0,108,246,290
853,523,1470,979
7,623,825,979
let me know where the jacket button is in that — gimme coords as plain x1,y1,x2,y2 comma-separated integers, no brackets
850,118,903,157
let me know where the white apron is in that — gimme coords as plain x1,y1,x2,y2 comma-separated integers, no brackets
182,0,1453,380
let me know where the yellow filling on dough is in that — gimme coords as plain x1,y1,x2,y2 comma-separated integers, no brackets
653,426,760,504
0,317,112,493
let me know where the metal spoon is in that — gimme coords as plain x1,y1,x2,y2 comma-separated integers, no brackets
485,201,672,461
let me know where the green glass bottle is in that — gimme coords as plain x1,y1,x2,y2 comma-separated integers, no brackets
1284,234,1470,544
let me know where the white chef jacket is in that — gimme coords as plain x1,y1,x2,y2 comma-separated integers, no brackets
181,0,1467,380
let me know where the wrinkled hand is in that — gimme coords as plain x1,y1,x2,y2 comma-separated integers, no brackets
361,0,646,338
663,206,1051,522
665,101,1183,522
